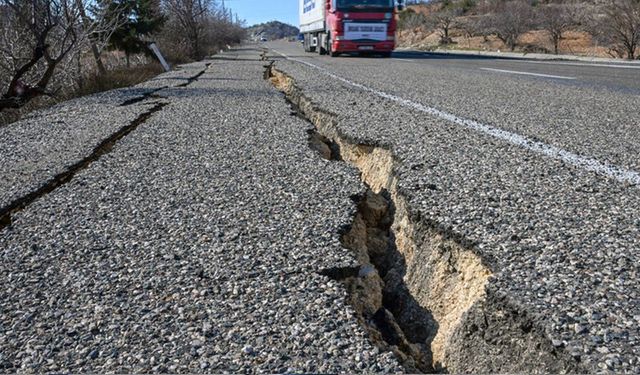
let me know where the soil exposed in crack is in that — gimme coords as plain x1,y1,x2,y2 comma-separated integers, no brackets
338,189,438,373
308,129,341,161
0,101,168,232
265,60,583,374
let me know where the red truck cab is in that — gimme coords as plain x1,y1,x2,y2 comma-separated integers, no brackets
301,0,404,57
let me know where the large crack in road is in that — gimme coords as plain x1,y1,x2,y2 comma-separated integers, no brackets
266,61,582,373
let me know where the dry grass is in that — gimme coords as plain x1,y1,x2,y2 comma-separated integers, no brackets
400,3,617,58
0,62,164,128
75,63,164,98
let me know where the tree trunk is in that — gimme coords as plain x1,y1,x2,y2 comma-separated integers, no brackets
75,0,107,75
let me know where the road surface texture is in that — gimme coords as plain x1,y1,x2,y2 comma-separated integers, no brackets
0,40,637,374
0,49,401,373
265,40,640,374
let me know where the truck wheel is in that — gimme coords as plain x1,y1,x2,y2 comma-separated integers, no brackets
304,34,314,52
318,33,327,55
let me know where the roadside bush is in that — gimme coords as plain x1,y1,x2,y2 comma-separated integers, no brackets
75,62,164,97
398,8,427,30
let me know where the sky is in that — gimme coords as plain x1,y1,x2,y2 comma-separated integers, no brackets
222,0,299,27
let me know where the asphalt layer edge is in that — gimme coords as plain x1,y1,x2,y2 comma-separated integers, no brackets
265,59,585,373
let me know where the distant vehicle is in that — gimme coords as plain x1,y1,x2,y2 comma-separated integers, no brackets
260,37,268,42
299,0,404,57
298,33,304,44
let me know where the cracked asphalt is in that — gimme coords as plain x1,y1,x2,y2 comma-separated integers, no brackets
266,40,640,373
1,40,639,374
0,49,401,372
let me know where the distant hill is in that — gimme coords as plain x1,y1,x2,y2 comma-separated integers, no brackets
247,21,299,41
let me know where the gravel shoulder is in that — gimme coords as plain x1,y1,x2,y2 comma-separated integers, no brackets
0,49,402,372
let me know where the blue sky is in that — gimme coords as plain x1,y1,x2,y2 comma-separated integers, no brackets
223,0,299,27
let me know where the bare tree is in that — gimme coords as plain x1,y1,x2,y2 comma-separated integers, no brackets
597,0,640,59
163,0,213,60
76,0,106,74
160,0,245,61
487,0,535,51
0,0,126,111
458,16,484,47
538,3,579,55
428,6,463,44
0,0,84,110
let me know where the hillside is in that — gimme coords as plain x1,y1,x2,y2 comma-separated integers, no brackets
247,21,299,41
398,0,640,59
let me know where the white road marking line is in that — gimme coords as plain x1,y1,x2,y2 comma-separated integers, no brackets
510,60,640,70
394,58,415,62
271,49,640,186
480,67,576,80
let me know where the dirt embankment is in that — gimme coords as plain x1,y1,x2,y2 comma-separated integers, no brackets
398,29,612,58
398,3,616,58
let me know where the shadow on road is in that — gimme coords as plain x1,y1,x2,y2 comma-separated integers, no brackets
392,51,518,62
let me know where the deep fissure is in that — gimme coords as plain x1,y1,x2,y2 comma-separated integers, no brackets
265,60,582,374
0,101,168,232
269,65,444,372
339,189,439,373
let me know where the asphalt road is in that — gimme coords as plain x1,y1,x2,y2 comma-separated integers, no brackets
267,40,640,373
1,42,639,373
270,41,640,173
0,50,401,373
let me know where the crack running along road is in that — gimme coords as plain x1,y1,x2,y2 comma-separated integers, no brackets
270,49,640,186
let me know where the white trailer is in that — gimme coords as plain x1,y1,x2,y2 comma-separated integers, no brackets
299,0,325,52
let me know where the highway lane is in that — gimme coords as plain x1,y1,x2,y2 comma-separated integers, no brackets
1,42,638,373
266,41,640,373
269,41,640,175
395,50,640,93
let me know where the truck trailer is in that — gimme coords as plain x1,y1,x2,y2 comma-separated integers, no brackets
299,0,404,57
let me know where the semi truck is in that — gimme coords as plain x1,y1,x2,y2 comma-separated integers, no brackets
299,0,404,57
